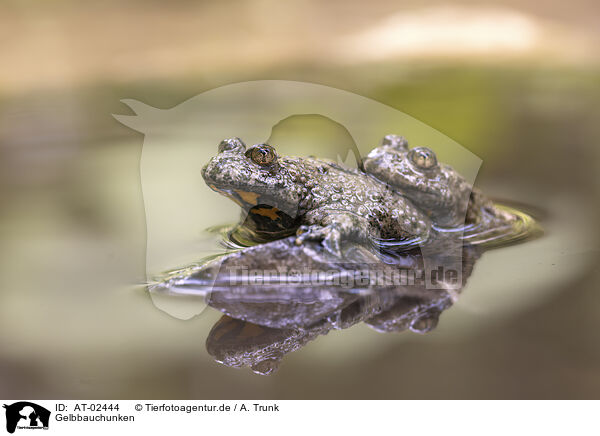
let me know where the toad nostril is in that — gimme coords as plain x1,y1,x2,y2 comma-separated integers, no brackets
382,134,408,150
218,137,246,153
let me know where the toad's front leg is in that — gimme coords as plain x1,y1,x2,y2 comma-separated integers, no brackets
294,210,371,257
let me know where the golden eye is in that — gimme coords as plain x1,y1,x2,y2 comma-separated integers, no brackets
247,144,277,166
408,147,438,170
218,137,245,153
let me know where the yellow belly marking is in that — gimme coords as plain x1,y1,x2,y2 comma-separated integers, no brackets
234,190,260,206
251,207,280,220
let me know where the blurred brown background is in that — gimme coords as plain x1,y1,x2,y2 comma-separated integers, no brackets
0,0,599,399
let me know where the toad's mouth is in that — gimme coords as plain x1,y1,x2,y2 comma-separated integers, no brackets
208,183,298,219
207,185,297,213
208,185,259,208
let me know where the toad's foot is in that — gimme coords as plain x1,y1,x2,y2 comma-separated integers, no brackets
295,224,343,258
294,211,372,258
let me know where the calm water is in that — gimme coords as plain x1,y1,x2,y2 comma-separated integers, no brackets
148,199,542,376
1,66,599,399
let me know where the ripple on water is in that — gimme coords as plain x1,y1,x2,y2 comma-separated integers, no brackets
461,203,543,249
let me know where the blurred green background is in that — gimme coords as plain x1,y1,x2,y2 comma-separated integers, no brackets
0,0,599,398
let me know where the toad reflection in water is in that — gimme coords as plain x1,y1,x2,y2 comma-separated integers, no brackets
150,135,540,375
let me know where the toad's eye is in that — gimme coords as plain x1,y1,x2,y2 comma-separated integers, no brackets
246,144,277,166
218,137,246,153
408,147,438,170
